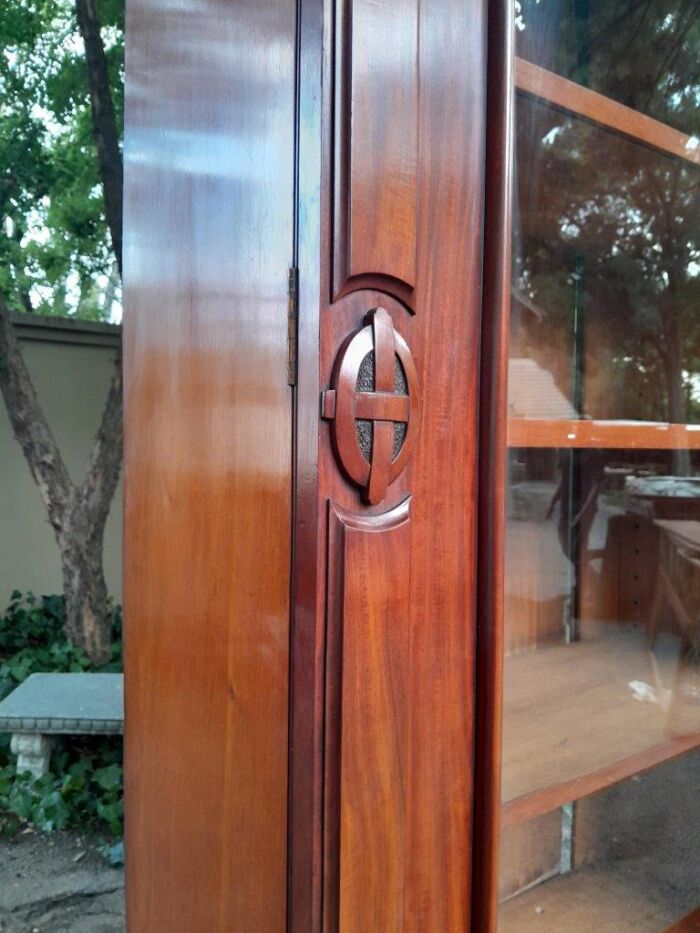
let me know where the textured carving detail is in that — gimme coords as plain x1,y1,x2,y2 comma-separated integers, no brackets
355,352,409,461
322,308,421,504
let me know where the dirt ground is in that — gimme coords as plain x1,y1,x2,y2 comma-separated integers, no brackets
0,830,124,932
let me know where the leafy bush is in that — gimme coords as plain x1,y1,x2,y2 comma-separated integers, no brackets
0,592,123,837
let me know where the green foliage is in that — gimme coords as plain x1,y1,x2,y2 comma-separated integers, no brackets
0,591,123,837
0,0,124,320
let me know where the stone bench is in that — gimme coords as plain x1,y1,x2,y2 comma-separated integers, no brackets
0,673,123,778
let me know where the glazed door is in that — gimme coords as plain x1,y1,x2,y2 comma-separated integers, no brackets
289,0,495,929
487,2,700,931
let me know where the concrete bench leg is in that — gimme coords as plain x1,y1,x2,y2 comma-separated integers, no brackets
10,734,55,779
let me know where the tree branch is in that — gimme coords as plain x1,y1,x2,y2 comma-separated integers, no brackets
75,0,123,275
0,292,73,532
74,0,124,536
78,351,123,532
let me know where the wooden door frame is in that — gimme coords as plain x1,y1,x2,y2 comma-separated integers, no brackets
288,0,514,929
471,0,514,929
287,0,323,926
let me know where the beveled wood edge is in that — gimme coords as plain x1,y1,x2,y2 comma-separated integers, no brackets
287,0,324,927
330,0,418,308
502,729,700,828
471,0,514,930
508,417,700,450
332,273,416,313
515,57,700,167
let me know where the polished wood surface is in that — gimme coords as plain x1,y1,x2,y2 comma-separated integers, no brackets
320,307,422,504
333,0,418,302
472,0,514,929
290,0,487,928
324,500,412,930
508,417,700,450
123,1,295,929
515,57,700,167
287,0,324,924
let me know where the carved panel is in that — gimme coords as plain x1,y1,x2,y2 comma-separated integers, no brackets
322,307,422,504
324,498,412,931
333,0,419,305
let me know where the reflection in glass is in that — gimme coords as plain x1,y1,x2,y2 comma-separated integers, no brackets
516,0,700,137
500,2,700,930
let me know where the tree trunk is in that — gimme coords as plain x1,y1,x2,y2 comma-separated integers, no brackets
0,294,122,663
60,523,112,665
0,1,124,664
75,0,123,274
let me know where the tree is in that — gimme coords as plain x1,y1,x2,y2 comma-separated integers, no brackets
0,0,124,663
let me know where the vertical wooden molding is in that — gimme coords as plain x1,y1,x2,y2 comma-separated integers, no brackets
291,0,488,928
332,0,419,306
472,0,515,929
323,498,412,931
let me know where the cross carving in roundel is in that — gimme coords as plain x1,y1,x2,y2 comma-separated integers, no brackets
321,307,422,504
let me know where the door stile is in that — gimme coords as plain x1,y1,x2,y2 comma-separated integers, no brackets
288,0,325,927
471,0,515,930
290,0,489,930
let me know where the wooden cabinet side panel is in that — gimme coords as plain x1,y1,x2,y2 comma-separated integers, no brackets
123,1,295,929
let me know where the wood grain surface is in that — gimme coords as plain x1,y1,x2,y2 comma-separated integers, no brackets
123,1,295,929
324,500,412,931
471,0,514,928
333,0,419,302
290,0,487,929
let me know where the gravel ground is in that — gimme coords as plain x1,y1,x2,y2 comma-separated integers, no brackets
0,830,124,932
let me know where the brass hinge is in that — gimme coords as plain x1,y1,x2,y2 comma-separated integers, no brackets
287,266,298,387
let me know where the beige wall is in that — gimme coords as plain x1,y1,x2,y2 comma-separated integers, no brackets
0,315,122,610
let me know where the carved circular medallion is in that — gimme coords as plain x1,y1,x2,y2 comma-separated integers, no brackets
322,307,421,504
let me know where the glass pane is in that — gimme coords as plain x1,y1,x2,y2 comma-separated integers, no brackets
500,3,700,930
515,0,700,138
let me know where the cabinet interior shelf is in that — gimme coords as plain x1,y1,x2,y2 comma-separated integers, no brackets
507,418,700,450
502,627,700,828
500,858,700,932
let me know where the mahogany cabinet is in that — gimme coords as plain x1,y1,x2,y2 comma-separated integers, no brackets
123,0,700,930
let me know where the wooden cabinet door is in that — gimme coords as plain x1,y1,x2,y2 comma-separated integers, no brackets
289,0,492,929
